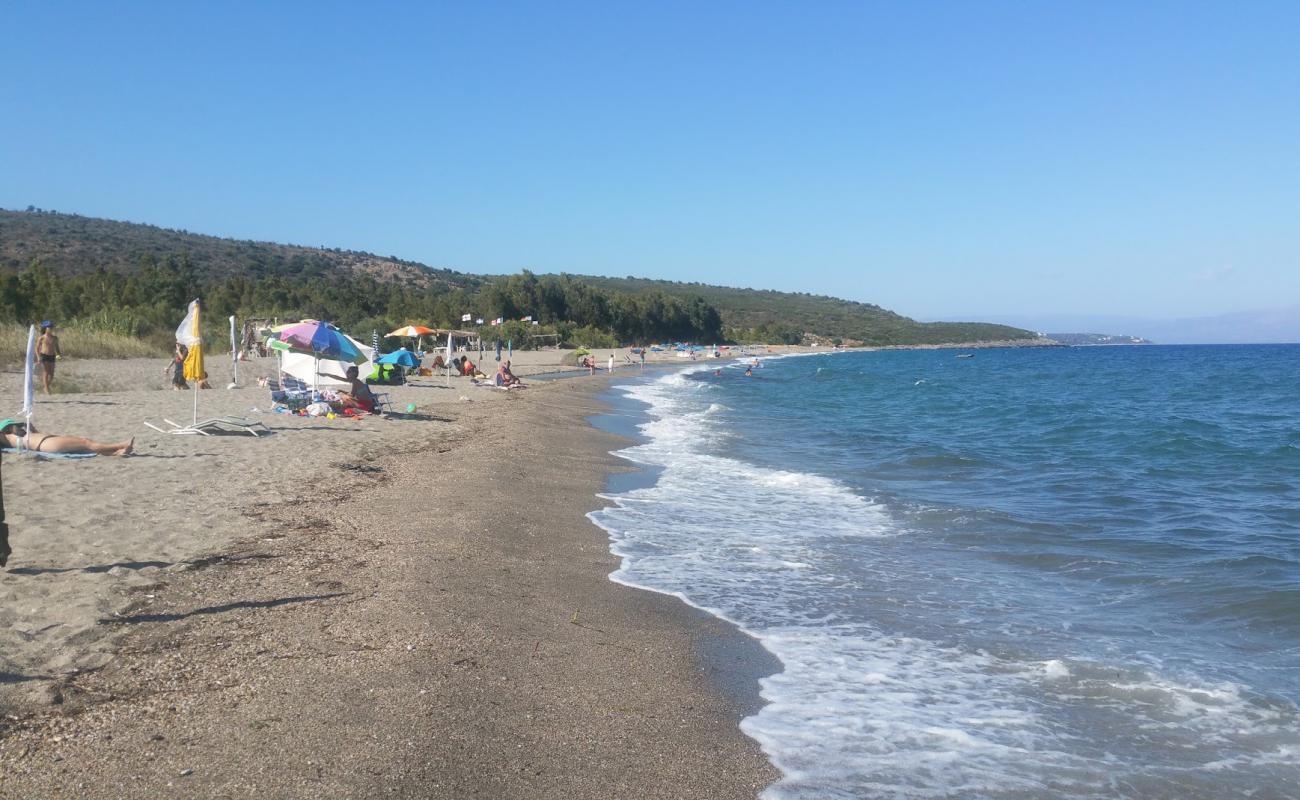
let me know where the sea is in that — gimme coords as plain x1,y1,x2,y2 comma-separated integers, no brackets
587,344,1300,800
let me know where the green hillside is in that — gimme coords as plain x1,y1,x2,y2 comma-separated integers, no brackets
582,276,1035,345
0,207,478,290
0,209,1036,347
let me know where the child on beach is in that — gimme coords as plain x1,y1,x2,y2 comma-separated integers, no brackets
165,343,190,389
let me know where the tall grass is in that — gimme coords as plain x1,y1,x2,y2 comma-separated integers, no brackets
0,322,167,366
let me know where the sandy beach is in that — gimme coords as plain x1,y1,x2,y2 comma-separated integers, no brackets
0,350,780,797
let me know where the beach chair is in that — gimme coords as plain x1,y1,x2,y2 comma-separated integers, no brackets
144,415,269,437
370,391,393,414
268,375,312,411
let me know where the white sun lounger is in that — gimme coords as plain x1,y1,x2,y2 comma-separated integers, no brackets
144,415,268,437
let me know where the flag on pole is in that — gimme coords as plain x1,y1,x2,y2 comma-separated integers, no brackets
372,329,380,359
461,313,472,322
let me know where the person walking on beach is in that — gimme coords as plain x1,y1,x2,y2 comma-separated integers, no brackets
608,353,615,373
35,321,61,394
165,343,190,389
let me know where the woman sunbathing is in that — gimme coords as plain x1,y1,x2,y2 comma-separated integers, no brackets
0,419,134,456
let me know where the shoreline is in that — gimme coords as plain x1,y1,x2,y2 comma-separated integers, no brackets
0,371,777,798
585,378,783,723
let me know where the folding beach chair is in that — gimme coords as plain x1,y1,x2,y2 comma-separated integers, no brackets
268,376,312,411
144,415,269,437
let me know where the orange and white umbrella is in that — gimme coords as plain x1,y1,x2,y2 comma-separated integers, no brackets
386,325,436,338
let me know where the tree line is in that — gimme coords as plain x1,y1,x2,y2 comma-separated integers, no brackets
0,256,725,350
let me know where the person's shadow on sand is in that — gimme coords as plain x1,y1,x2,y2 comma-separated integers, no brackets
98,592,347,625
7,552,278,576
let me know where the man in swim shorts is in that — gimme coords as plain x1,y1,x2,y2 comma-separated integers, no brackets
36,321,61,394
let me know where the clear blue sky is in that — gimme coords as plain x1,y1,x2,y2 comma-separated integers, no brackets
2,1,1297,325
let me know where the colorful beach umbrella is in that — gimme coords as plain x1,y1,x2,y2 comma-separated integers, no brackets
269,320,367,396
271,320,366,364
386,325,436,338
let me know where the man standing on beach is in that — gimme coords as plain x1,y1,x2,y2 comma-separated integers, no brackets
36,321,61,394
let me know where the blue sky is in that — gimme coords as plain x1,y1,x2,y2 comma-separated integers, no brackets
2,1,1297,327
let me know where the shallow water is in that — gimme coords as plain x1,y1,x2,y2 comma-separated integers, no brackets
589,345,1300,799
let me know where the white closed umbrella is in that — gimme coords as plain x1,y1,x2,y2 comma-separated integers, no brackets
19,324,35,451
445,332,453,387
229,315,239,388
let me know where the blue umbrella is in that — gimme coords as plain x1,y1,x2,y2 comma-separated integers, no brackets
376,348,419,367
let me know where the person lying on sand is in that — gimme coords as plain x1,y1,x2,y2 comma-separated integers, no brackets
0,419,134,456
318,366,377,412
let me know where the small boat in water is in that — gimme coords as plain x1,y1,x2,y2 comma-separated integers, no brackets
956,353,975,358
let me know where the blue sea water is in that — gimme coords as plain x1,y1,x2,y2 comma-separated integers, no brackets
588,345,1300,799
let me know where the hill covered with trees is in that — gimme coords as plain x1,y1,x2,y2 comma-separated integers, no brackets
0,209,1036,349
581,276,1034,345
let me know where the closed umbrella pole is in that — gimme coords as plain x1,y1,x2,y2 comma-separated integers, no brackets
177,299,204,425
20,325,35,453
229,315,238,387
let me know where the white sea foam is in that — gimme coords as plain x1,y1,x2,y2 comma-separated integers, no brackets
589,364,1300,799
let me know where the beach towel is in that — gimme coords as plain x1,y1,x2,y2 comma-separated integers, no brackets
2,447,97,460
